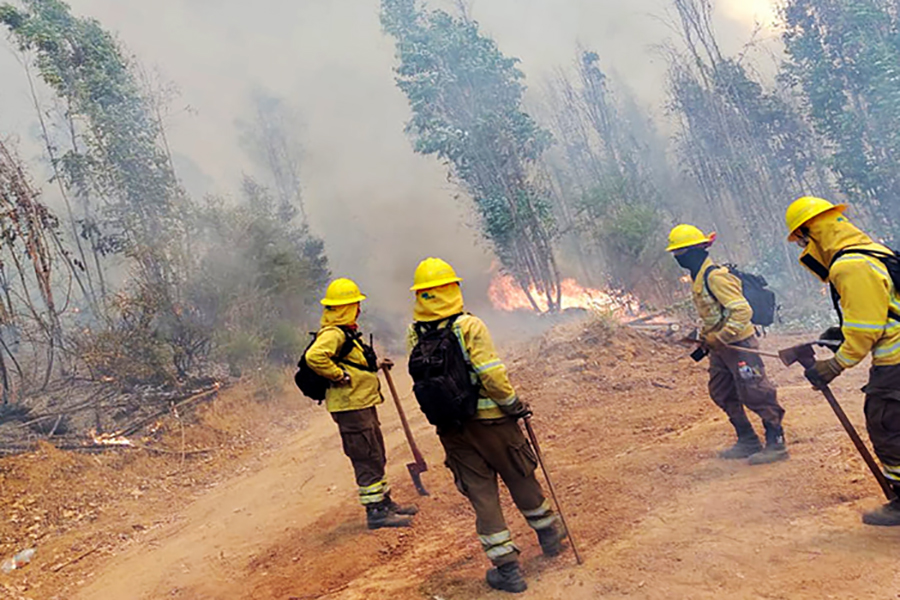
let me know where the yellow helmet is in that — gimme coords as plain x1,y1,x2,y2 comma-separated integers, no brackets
320,278,367,306
666,224,715,252
411,257,463,292
785,196,847,240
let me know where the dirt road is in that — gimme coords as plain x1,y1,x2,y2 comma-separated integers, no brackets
9,322,900,599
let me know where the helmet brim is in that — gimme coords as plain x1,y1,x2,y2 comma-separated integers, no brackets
320,294,366,307
787,204,847,241
410,277,463,292
665,235,714,253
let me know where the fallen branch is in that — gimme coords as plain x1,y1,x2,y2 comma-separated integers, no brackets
49,545,101,573
118,387,219,437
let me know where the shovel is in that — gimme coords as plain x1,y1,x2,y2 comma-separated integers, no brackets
381,363,430,496
779,342,896,501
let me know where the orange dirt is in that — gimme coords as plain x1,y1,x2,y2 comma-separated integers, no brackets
2,319,900,599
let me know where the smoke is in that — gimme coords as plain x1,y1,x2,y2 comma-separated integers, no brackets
0,0,775,325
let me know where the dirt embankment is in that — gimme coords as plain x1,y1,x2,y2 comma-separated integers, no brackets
3,318,900,599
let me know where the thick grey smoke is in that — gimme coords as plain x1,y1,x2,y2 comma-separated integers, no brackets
0,0,775,323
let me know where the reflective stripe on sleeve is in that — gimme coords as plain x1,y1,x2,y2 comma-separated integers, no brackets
474,359,504,375
843,321,887,332
873,340,900,359
477,398,501,411
494,394,518,407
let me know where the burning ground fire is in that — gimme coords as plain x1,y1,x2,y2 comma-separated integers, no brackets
488,273,643,319
89,430,134,447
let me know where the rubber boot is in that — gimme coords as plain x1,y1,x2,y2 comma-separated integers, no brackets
384,493,419,516
863,488,900,526
486,561,527,594
536,520,567,557
748,423,789,465
718,418,762,459
366,502,413,530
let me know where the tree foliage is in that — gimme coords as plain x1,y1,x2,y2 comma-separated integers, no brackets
0,0,330,390
543,51,672,297
782,0,900,239
381,0,562,311
665,0,834,289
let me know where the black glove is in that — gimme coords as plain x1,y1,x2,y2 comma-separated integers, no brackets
804,358,844,390
501,398,533,420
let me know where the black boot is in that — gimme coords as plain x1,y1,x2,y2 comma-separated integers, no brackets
384,493,419,516
536,520,567,557
718,418,762,459
748,423,789,465
366,501,413,530
486,561,527,594
863,488,900,526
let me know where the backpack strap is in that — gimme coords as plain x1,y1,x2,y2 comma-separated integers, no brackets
830,248,900,322
413,313,464,338
702,264,724,305
336,326,378,372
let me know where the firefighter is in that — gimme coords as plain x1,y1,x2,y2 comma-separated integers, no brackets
667,225,788,464
306,278,417,529
786,197,900,526
406,258,565,594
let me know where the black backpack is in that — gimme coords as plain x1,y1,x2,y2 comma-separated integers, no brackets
408,314,481,431
294,327,378,403
829,248,900,323
704,264,777,327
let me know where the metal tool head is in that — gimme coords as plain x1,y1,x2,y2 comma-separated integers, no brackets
407,462,430,496
778,343,817,369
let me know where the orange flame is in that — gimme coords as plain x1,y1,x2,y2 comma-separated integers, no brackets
488,273,643,318
89,429,134,447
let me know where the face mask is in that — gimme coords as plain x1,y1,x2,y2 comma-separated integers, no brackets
673,247,708,273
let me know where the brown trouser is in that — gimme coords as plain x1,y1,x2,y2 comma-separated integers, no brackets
709,337,784,432
864,364,900,487
331,407,388,506
440,418,557,565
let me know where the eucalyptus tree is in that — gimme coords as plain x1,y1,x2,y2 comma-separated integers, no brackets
381,0,561,311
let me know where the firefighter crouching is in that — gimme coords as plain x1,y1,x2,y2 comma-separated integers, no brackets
305,278,418,529
667,225,789,464
406,258,566,594
786,197,900,526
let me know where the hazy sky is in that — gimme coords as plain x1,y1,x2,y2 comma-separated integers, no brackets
0,0,778,316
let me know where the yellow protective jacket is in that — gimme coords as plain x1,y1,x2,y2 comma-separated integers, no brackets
692,257,756,344
407,283,517,420
799,212,900,368
305,304,383,413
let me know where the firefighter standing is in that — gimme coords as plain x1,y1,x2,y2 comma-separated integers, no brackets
406,258,566,594
667,225,789,464
785,197,900,526
306,278,418,529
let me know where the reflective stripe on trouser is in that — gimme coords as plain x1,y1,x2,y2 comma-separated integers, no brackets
708,338,784,428
440,418,548,565
863,364,900,485
521,499,558,530
359,479,389,505
479,529,519,561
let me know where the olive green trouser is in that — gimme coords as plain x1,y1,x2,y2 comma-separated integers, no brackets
709,337,784,432
440,418,557,565
332,407,388,506
864,364,900,488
